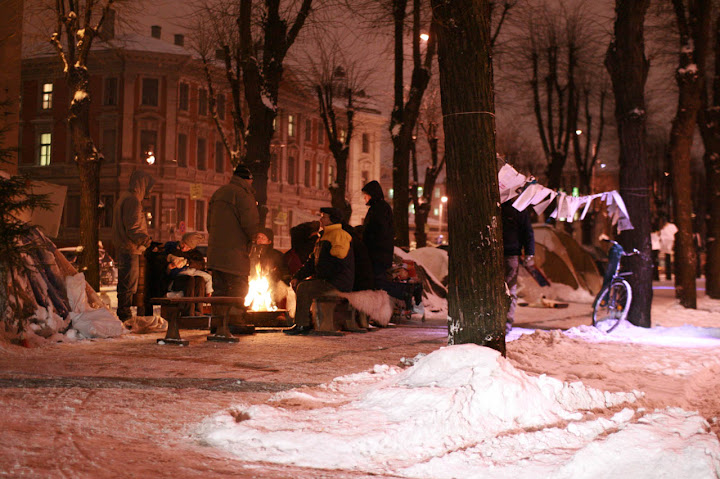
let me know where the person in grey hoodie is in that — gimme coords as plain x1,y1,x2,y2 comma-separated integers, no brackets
112,170,155,322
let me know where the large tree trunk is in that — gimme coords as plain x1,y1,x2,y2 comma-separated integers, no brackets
706,154,720,297
245,114,273,227
696,10,720,299
432,0,506,355
68,67,101,290
605,0,652,328
667,0,709,308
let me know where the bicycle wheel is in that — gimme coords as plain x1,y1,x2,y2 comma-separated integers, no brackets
592,280,632,333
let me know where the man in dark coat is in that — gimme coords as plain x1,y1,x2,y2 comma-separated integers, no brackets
361,180,395,286
501,200,535,332
250,227,288,285
112,170,154,322
283,221,320,279
207,164,259,300
284,207,355,335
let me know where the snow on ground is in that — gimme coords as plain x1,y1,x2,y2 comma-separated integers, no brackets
194,282,720,478
196,344,720,478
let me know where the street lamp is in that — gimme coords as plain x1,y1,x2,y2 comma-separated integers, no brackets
420,33,429,42
438,195,448,242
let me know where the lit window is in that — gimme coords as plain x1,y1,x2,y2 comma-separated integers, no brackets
418,186,424,197
328,165,335,186
288,114,296,137
389,188,394,199
39,133,52,166
42,83,53,110
316,162,323,189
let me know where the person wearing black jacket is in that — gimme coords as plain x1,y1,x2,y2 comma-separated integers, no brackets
284,207,355,335
361,180,395,286
501,200,535,332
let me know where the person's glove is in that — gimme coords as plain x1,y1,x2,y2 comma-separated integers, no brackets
524,255,535,268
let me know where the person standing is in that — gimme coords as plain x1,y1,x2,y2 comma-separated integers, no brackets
112,170,155,323
501,200,535,333
659,217,678,280
207,164,259,300
361,180,395,287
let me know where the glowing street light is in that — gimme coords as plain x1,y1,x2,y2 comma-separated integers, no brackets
438,195,448,240
420,33,429,42
145,146,155,165
575,129,583,136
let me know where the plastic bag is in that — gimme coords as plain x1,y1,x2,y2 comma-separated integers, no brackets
66,273,125,338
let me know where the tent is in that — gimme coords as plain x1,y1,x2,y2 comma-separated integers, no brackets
531,224,603,295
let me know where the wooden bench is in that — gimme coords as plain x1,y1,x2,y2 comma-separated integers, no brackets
312,295,369,335
151,296,249,345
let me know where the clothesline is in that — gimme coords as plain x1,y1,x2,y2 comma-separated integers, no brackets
498,164,634,232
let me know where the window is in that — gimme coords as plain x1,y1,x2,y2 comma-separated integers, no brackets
177,134,188,167
435,187,441,198
197,138,207,170
305,119,312,141
65,195,81,228
288,114,296,138
216,94,225,120
362,133,370,153
176,198,186,228
304,160,311,187
141,78,159,106
215,141,225,173
140,130,157,163
178,83,189,111
100,195,114,228
316,162,323,189
195,200,206,231
328,164,335,186
287,156,296,185
102,129,117,163
41,83,53,110
318,124,325,145
38,133,52,166
103,78,118,106
361,170,370,186
145,195,157,230
340,128,346,143
270,153,278,182
198,88,208,116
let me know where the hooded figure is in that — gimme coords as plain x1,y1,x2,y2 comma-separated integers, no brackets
112,170,155,322
361,180,395,280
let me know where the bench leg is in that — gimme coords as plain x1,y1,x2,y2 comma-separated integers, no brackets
207,305,240,343
344,307,368,333
158,305,189,346
312,300,344,336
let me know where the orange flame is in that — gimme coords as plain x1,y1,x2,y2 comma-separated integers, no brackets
244,263,277,312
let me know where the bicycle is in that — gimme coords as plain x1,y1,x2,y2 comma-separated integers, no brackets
592,240,639,333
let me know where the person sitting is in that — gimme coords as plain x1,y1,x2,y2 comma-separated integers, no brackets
283,221,320,280
284,207,355,335
250,227,288,285
164,232,211,316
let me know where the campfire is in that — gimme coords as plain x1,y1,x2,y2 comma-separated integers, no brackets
244,263,278,312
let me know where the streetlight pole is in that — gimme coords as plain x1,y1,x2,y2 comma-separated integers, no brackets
438,195,448,242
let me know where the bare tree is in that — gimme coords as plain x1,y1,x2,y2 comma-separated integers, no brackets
389,0,437,248
695,6,720,299
49,0,115,289
666,0,711,309
605,0,653,328
410,119,444,248
193,0,313,226
432,0,506,354
508,3,601,190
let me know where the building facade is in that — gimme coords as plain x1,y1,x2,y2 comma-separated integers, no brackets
19,27,385,252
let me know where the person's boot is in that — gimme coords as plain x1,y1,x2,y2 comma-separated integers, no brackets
283,324,313,335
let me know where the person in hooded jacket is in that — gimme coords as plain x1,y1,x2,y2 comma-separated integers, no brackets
112,170,155,323
361,180,395,286
283,221,320,280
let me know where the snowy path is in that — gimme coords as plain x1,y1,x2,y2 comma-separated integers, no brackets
2,281,720,477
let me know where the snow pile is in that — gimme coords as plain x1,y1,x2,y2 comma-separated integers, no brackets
195,345,720,478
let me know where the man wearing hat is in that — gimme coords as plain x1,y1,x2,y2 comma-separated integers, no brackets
207,164,259,301
284,207,355,335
